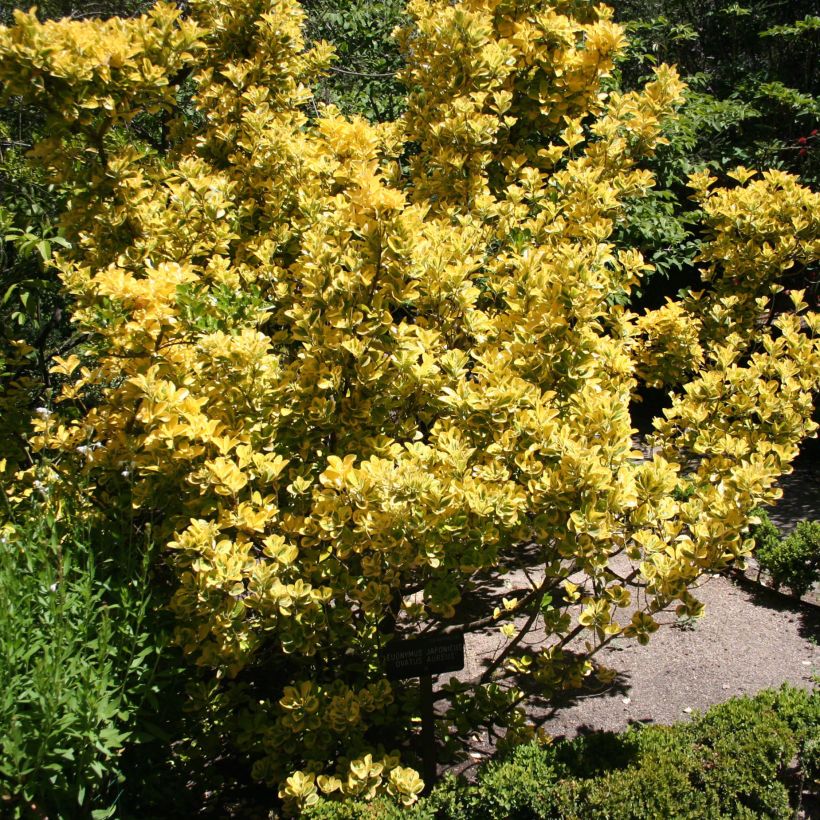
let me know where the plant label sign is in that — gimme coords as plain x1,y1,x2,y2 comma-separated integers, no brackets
381,632,465,681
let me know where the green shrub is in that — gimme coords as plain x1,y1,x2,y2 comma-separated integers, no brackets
682,696,796,817
304,795,436,819
546,704,790,818
750,507,783,563
0,507,169,818
739,686,820,784
306,686,817,820
556,728,712,820
438,742,562,820
555,689,812,819
754,512,820,598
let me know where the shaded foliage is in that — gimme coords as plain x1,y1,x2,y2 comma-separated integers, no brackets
303,0,406,122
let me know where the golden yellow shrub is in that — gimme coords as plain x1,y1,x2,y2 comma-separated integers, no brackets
1,0,818,811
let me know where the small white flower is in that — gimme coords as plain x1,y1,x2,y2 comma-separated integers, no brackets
34,406,52,418
49,582,58,592
77,445,90,455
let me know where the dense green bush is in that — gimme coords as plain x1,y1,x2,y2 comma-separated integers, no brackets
749,507,783,562
752,509,820,598
303,0,406,122
775,520,820,597
304,686,818,820
0,505,169,818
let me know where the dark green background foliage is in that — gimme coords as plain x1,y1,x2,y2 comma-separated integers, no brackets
615,0,818,178
303,0,407,121
0,1,150,24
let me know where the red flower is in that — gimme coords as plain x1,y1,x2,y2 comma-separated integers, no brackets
799,148,808,158
797,136,808,145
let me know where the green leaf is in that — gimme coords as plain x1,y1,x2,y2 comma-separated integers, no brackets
2,283,17,305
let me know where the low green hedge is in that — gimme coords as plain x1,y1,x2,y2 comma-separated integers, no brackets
751,509,820,598
304,685,818,820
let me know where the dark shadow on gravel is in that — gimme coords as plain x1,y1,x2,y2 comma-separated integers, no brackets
514,670,635,739
729,572,820,643
769,436,820,533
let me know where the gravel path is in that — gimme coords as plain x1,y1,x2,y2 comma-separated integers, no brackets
525,574,817,740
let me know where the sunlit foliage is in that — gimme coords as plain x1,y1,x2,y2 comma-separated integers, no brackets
0,0,818,812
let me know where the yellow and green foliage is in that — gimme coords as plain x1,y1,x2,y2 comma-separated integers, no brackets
0,0,819,812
